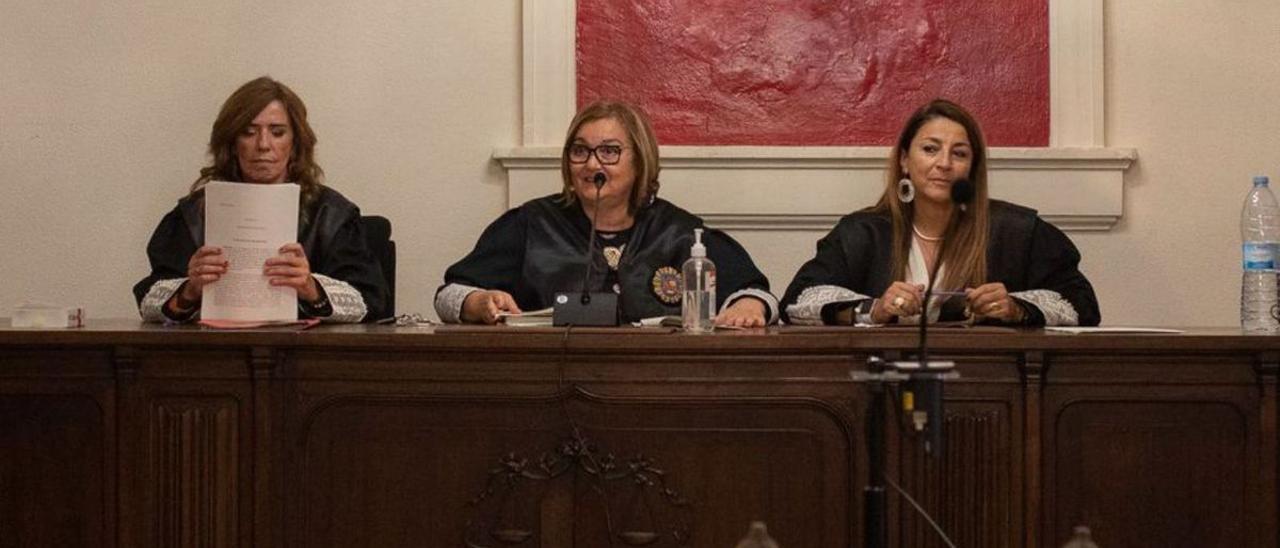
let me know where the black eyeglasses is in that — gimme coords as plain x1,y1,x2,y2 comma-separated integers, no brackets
567,143,627,165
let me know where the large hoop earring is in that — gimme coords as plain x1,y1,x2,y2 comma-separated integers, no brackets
897,178,915,203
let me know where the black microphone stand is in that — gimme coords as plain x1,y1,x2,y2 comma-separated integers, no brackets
909,178,972,455
912,246,953,456
580,176,606,305
859,180,973,548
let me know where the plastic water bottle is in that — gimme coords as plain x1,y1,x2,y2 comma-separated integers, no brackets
734,521,780,548
1241,175,1280,333
682,228,716,333
1060,525,1099,548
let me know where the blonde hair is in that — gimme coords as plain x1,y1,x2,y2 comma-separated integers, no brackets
190,76,324,218
559,100,661,214
875,99,990,290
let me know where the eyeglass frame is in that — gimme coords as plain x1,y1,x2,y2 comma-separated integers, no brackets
565,143,630,165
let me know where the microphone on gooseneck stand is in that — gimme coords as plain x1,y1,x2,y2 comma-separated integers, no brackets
907,178,974,456
858,179,974,548
580,172,608,302
552,171,620,326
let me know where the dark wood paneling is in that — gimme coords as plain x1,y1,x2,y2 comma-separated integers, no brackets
0,395,107,548
0,347,113,548
1043,351,1270,547
1,322,1276,547
151,399,240,548
286,393,853,548
114,347,252,548
897,405,1009,548
1048,399,1252,547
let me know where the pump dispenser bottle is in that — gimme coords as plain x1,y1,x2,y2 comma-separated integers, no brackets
681,228,716,333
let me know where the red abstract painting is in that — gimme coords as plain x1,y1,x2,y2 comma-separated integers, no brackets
577,0,1049,146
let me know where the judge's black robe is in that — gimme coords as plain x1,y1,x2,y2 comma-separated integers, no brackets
439,195,773,323
133,186,390,321
780,200,1100,326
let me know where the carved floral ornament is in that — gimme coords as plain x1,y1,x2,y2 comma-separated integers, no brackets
465,426,693,547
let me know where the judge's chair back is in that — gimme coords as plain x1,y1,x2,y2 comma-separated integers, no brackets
361,215,396,319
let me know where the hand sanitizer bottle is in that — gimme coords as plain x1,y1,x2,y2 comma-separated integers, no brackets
682,228,716,333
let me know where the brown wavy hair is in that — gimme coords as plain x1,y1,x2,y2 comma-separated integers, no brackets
559,100,661,215
875,99,990,291
189,77,324,220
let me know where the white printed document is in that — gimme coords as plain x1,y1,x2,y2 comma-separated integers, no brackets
202,181,300,322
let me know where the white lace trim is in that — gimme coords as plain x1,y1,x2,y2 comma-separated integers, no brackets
435,283,482,324
785,285,867,325
1011,289,1079,326
312,273,367,323
721,288,780,325
139,278,193,323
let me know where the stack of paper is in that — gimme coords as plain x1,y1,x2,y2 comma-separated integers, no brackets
498,308,554,327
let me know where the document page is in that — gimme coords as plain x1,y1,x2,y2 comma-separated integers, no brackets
202,181,300,322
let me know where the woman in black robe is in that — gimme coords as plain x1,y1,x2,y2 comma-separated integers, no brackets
133,77,388,323
781,99,1099,327
436,101,776,326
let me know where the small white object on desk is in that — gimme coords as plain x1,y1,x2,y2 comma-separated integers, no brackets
1045,326,1184,334
12,303,84,328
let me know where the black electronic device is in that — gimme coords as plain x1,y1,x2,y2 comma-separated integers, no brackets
553,171,620,327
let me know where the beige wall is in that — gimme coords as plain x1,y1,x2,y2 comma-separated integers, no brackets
1088,1,1280,326
0,1,521,320
1,1,1277,326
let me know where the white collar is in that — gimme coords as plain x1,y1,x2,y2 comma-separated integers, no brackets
905,239,946,323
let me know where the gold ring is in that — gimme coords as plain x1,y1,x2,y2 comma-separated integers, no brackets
892,296,906,308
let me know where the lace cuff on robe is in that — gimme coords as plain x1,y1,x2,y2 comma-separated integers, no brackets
311,273,367,323
1010,289,1079,326
435,283,482,324
785,285,868,326
138,278,196,323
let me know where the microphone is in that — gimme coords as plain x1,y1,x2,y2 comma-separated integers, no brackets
950,178,975,210
551,171,620,326
906,178,973,456
580,173,608,300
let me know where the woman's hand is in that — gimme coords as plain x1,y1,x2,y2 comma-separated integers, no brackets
174,246,228,308
461,290,522,324
716,297,767,328
265,243,321,303
871,282,925,324
966,282,1025,323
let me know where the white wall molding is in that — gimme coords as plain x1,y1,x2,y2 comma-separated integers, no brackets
494,146,1135,232
520,0,576,145
507,0,1135,232
1050,0,1106,146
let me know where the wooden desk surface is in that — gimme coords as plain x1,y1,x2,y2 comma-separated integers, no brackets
0,318,1269,352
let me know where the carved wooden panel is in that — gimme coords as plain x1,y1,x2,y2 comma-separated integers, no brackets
0,395,107,548
895,403,1011,548
287,393,854,547
151,398,240,548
